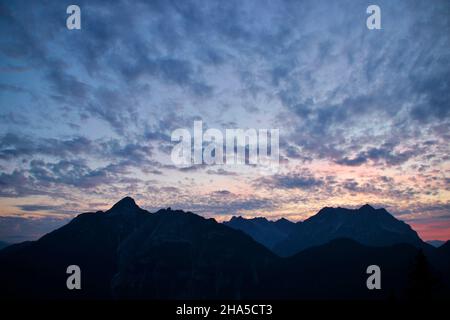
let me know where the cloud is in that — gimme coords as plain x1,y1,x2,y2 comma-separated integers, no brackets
255,172,324,190
182,197,276,216
206,168,237,176
15,204,78,215
28,159,128,189
335,145,421,167
0,133,94,160
0,170,41,197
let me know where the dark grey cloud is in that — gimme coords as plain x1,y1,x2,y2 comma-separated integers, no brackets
15,204,78,215
16,204,63,212
256,172,324,190
270,1,450,165
206,168,238,176
0,133,158,183
183,197,276,216
335,145,421,167
2,0,448,151
28,159,126,189
0,170,42,197
0,133,93,160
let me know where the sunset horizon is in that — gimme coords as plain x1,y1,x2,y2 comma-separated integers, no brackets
1,1,449,247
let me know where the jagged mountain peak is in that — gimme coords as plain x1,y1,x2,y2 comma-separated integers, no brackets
224,215,296,250
274,204,425,257
360,203,375,211
107,196,142,215
112,196,137,207
229,216,268,222
314,204,387,220
154,207,192,215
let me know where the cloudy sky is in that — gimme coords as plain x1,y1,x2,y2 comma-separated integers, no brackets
0,0,449,243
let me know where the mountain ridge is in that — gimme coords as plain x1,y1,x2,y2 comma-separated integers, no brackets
224,215,297,249
1,197,449,299
273,204,426,257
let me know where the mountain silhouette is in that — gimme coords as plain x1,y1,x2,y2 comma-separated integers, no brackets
269,239,423,299
224,216,296,250
274,204,425,257
439,240,450,254
0,197,449,299
0,198,275,299
107,196,145,216
438,241,450,257
0,241,10,250
112,208,278,299
427,240,446,248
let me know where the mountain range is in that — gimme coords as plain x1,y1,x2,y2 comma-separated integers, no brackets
0,241,9,250
274,204,426,256
224,216,296,250
427,240,446,248
0,197,449,300
225,204,430,257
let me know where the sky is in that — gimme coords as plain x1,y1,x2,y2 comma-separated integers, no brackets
0,0,449,243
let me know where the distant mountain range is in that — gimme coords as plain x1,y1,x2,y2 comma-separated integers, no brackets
1,197,449,300
275,204,426,256
427,240,446,248
224,216,296,249
225,204,430,257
